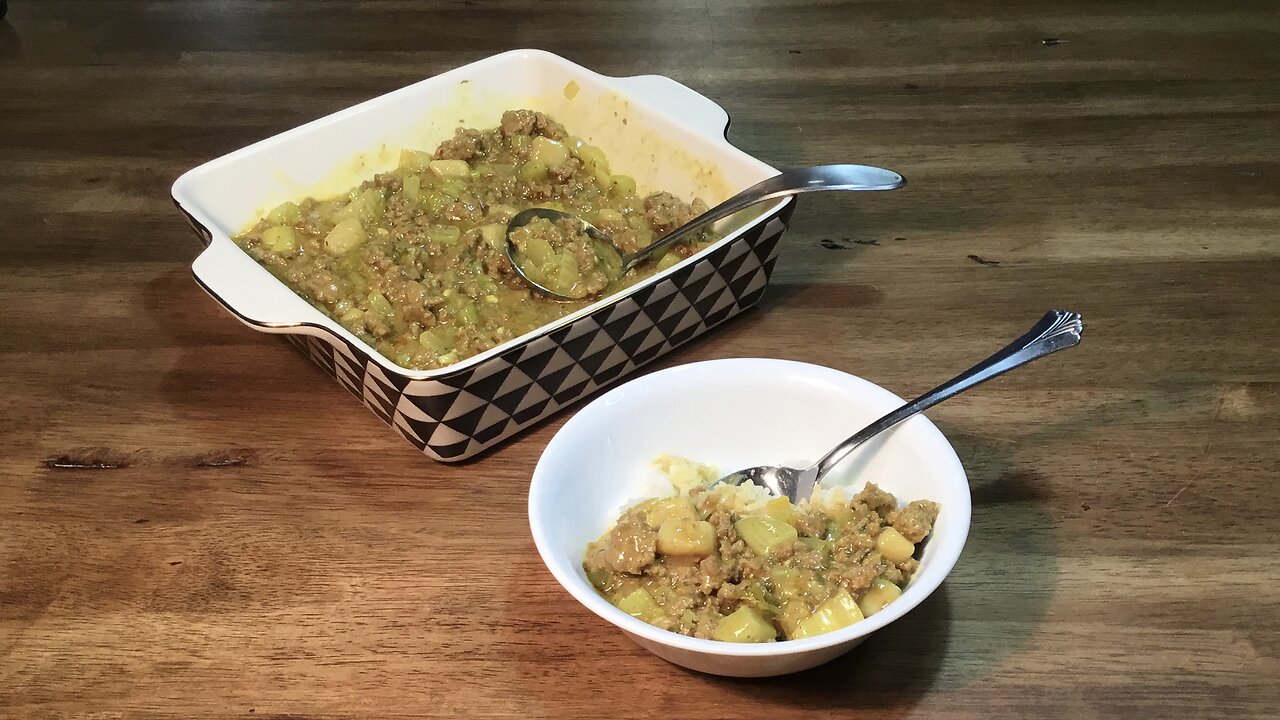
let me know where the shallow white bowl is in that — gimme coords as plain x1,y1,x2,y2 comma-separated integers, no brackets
528,358,971,677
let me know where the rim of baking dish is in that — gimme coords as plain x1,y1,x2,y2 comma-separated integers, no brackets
174,49,792,381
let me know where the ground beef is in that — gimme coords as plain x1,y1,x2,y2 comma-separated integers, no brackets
583,459,942,642
642,193,707,237
604,517,657,574
499,109,567,140
434,128,486,160
889,499,941,543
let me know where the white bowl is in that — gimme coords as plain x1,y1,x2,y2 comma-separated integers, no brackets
528,358,971,677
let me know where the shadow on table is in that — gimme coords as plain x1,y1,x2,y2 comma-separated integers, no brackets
712,430,1060,712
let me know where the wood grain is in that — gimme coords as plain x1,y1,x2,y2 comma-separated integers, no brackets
2,1,1278,718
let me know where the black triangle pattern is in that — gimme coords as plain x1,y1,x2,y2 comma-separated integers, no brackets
514,345,557,380
559,331,596,364
593,362,629,385
443,403,489,439
490,386,528,417
277,206,791,462
676,271,716,309
534,364,576,397
364,390,395,422
464,364,514,404
576,344,615,377
631,337,668,366
553,380,593,406
404,390,462,422
392,421,428,451
434,439,471,459
472,417,511,444
366,374,399,406
639,288,678,324
602,310,639,342
616,322,653,358
512,398,551,424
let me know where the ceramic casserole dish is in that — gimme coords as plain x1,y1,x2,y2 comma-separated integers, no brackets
172,49,795,461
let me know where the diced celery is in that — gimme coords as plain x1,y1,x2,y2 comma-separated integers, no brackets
260,225,297,254
552,253,580,293
366,291,395,319
529,136,570,167
778,600,810,639
355,188,384,225
457,303,479,326
422,189,450,215
478,223,506,251
654,252,680,272
576,143,609,174
799,537,832,555
791,589,865,640
338,306,365,328
266,201,302,225
487,204,519,223
734,515,798,557
399,149,433,172
402,174,421,203
438,179,466,199
609,174,637,196
427,225,462,246
595,208,625,229
418,327,456,354
519,160,549,181
712,606,775,643
615,588,664,623
586,567,614,593
767,567,804,604
520,235,555,266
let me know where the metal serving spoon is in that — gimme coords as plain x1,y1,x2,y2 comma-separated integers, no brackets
716,309,1085,503
504,164,906,301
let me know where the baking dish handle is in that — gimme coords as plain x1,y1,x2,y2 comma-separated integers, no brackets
191,238,318,331
610,74,731,141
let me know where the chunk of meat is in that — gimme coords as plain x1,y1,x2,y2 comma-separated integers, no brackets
889,499,941,543
434,128,486,160
605,517,657,574
499,109,567,141
642,193,707,237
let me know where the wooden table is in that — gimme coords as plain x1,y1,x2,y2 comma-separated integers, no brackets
3,1,1277,717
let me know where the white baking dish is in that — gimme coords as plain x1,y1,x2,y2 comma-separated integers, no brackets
172,49,795,461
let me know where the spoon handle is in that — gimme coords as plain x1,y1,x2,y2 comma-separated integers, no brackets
811,310,1084,483
618,164,905,272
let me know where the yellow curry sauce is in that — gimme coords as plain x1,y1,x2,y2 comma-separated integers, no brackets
584,458,940,642
233,110,715,370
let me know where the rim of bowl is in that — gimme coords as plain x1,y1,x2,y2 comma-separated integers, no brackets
528,357,972,658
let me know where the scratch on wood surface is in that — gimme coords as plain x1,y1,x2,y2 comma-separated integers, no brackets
968,254,1001,266
44,448,131,469
821,237,880,249
194,449,253,468
1164,398,1225,508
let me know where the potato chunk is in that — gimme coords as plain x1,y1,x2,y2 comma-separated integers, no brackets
656,518,716,557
